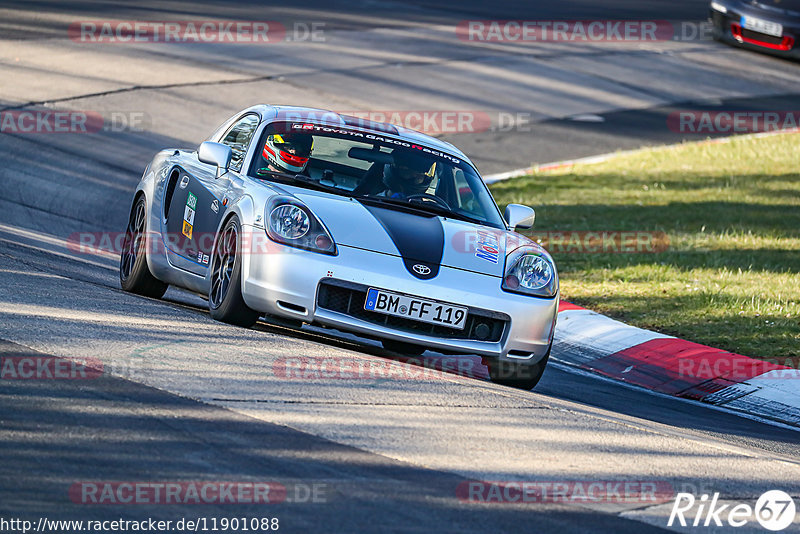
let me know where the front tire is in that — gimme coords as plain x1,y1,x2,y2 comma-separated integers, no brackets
711,13,726,42
209,217,260,328
486,348,550,390
119,195,168,298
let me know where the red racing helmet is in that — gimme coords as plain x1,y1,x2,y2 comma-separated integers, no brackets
263,133,314,174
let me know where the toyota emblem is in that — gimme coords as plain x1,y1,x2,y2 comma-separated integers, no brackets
413,264,431,276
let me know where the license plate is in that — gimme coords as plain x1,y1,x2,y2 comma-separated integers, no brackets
364,288,468,330
742,16,783,37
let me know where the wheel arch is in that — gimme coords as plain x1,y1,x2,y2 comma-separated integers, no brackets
210,194,263,306
209,209,245,291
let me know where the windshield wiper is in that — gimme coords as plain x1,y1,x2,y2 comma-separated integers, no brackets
255,169,343,194
357,195,493,227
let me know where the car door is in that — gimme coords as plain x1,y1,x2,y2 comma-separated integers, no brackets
164,114,260,276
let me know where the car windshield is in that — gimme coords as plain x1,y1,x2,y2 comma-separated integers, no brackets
248,121,506,228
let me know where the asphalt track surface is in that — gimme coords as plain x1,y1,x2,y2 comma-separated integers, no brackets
1,1,800,533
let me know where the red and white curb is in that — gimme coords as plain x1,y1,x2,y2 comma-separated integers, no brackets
483,130,800,426
553,301,800,428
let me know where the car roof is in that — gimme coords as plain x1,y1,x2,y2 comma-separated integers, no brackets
241,104,474,167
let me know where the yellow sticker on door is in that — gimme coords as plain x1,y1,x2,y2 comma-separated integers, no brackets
183,192,197,239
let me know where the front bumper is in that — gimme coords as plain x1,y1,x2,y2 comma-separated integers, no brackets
711,8,800,57
239,227,558,363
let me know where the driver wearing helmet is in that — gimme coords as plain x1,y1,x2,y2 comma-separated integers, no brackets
382,150,434,198
262,133,314,174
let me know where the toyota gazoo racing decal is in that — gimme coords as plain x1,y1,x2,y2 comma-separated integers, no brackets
289,123,462,164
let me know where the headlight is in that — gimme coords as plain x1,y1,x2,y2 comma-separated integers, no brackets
270,204,310,240
266,197,337,255
502,246,558,298
710,1,727,13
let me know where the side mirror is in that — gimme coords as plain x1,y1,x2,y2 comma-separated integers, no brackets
504,204,535,231
198,141,232,178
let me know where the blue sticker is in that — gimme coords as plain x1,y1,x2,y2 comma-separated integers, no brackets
475,230,500,264
365,288,378,310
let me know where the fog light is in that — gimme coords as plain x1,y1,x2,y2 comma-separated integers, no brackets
474,323,491,340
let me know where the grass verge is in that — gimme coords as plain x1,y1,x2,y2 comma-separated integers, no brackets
490,132,800,362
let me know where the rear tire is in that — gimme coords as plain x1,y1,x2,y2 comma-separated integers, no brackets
486,347,550,390
119,195,168,298
209,217,260,328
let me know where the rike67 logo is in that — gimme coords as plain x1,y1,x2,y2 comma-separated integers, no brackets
669,490,797,531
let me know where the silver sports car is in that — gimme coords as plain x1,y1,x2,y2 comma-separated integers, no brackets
120,105,559,389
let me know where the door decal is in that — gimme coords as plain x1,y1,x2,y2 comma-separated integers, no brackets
182,192,197,239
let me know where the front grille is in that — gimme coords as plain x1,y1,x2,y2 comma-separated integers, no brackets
317,279,508,342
